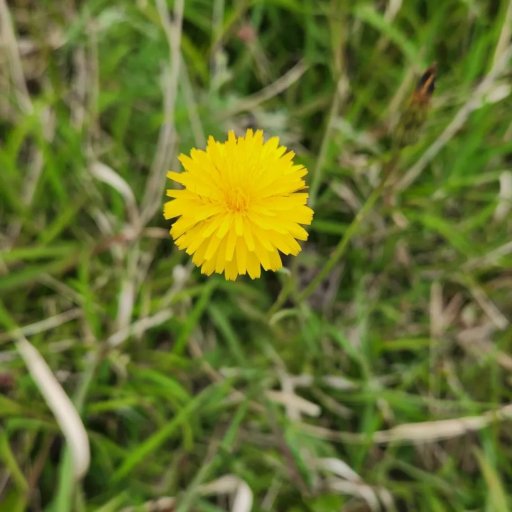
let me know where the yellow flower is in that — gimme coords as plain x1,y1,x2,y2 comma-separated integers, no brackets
163,129,314,280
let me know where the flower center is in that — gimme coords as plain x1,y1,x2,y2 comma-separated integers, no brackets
226,187,249,213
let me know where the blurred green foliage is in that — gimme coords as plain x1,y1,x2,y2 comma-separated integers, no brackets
1,0,512,510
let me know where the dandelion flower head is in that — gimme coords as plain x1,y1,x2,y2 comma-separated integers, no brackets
164,129,314,280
